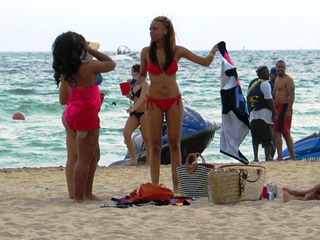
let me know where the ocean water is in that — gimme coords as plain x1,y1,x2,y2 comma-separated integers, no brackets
1,50,320,169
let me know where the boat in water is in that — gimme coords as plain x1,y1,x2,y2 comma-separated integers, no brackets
112,45,139,60
108,106,217,166
283,131,320,161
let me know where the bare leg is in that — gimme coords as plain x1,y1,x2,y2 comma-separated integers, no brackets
140,114,150,167
73,129,99,202
270,146,276,160
283,134,296,160
62,114,77,199
123,116,140,165
283,184,320,202
84,143,101,201
283,187,306,196
274,131,283,160
65,130,77,199
146,104,164,186
283,183,320,196
166,101,184,194
264,145,272,161
283,189,305,202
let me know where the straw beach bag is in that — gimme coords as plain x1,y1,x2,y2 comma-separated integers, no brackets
219,164,266,201
177,153,214,198
207,167,247,204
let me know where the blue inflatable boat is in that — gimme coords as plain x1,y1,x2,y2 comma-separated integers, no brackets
283,131,320,161
108,106,217,166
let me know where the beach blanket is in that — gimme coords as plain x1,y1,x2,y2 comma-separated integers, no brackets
217,41,250,165
100,195,191,208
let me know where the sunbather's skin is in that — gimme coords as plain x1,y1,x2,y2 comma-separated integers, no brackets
137,16,219,193
283,183,320,202
52,32,116,202
60,73,105,200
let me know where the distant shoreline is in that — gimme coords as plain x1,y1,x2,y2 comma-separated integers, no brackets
1,49,320,53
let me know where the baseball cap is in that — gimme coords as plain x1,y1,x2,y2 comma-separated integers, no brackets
270,67,277,75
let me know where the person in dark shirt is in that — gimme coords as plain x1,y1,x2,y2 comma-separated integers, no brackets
247,66,277,162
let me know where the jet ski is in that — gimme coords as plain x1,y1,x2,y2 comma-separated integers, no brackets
108,106,216,166
283,131,320,161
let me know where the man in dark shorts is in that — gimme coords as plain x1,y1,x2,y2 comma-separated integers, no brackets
247,66,277,162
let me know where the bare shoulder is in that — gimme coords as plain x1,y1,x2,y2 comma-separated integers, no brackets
175,45,190,58
284,74,295,85
283,73,293,80
141,46,150,54
140,47,150,59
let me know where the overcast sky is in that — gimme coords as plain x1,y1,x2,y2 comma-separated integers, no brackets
1,0,319,52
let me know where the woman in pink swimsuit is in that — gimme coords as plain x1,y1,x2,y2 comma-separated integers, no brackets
52,31,116,202
137,16,219,193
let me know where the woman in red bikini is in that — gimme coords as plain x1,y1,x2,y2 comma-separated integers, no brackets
52,31,116,202
137,16,219,193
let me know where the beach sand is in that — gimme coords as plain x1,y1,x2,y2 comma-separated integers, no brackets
1,161,320,240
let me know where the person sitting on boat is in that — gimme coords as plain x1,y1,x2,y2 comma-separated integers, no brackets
123,64,150,166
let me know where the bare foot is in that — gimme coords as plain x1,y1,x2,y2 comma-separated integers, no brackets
129,158,138,165
282,187,305,196
283,189,305,202
73,198,85,203
173,186,180,194
84,194,102,201
123,159,138,166
283,189,294,202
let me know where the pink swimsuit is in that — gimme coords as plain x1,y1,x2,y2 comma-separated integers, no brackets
65,85,102,131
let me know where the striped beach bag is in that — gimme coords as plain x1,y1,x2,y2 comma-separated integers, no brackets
177,153,215,198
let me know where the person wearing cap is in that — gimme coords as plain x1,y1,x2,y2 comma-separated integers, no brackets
269,67,277,91
247,66,277,162
273,60,295,160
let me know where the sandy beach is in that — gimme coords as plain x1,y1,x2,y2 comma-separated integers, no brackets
1,161,320,240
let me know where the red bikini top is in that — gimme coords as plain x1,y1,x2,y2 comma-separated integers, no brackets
147,60,178,75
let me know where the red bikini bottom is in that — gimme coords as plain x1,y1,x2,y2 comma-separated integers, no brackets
146,94,181,112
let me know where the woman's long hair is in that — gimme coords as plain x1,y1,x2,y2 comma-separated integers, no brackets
52,31,86,86
149,16,176,71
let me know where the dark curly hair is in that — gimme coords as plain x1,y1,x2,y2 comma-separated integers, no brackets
52,31,86,86
149,16,176,71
